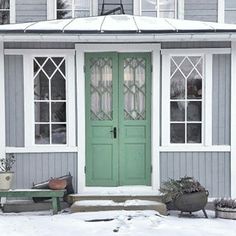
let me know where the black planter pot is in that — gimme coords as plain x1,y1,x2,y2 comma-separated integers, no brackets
173,191,209,218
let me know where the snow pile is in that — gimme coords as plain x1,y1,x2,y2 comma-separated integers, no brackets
0,210,236,236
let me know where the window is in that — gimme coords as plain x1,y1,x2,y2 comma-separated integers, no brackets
0,0,10,24
34,57,67,145
56,0,90,19
141,0,177,18
170,56,203,144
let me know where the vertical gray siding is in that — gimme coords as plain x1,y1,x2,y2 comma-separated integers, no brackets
5,55,24,147
212,55,231,145
225,0,236,23
184,0,218,22
4,42,75,49
161,42,231,49
98,0,133,15
160,152,231,197
16,0,47,23
10,153,78,191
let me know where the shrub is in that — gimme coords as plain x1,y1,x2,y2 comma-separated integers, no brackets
214,198,236,209
0,154,15,172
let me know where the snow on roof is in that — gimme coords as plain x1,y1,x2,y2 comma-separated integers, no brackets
1,15,236,34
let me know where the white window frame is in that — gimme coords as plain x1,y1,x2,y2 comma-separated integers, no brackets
0,0,15,24
20,49,76,149
161,49,214,147
47,0,97,20
134,0,184,19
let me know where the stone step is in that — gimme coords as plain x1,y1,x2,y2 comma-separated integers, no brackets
71,199,167,215
67,194,163,204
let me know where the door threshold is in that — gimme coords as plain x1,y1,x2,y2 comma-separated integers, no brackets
77,186,160,196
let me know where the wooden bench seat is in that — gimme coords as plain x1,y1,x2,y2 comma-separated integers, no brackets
0,189,66,214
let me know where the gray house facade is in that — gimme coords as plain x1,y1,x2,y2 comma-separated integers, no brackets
0,0,236,199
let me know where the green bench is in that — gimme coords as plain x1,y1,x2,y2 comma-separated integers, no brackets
0,189,66,214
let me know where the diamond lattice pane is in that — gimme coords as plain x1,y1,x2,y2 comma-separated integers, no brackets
90,58,113,120
123,57,146,120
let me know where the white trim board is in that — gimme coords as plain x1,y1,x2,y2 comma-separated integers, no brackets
231,42,236,198
0,41,6,158
218,0,225,24
75,43,161,194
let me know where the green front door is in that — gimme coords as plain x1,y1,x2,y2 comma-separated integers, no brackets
85,52,151,186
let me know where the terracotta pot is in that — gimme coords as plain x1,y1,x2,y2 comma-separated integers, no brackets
0,172,14,190
48,178,67,190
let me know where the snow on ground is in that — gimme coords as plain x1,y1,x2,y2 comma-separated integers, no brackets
0,209,236,236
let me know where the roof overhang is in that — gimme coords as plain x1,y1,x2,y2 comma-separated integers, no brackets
1,15,236,42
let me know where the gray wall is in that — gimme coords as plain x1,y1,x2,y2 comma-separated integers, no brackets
184,0,218,22
225,0,236,24
5,55,24,147
98,0,133,15
4,42,75,49
10,153,78,191
16,0,47,23
161,42,231,49
212,54,231,145
160,152,231,197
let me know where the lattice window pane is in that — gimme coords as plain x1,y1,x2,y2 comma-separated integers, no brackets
90,58,113,121
123,57,146,120
34,56,67,145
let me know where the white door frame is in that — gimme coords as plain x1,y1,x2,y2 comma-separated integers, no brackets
75,43,161,194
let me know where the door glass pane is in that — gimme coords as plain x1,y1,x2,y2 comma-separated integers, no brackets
90,57,113,120
124,57,146,120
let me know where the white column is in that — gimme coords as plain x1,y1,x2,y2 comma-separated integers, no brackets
133,0,141,15
0,41,6,158
218,0,225,23
177,0,185,19
231,42,236,198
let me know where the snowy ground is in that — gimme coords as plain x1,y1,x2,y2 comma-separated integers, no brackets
0,209,236,236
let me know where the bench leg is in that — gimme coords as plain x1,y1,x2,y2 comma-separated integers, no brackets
52,197,58,215
57,197,61,211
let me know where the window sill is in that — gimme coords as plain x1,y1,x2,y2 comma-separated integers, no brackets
159,145,231,152
6,146,78,153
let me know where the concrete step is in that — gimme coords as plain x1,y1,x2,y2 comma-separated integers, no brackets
71,199,167,215
67,194,163,204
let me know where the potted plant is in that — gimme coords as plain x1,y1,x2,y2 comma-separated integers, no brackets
160,176,209,218
214,198,236,220
0,154,15,190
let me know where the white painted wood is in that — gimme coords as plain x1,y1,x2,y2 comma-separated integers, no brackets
10,0,16,24
92,0,98,16
133,0,141,15
0,42,6,158
231,42,236,198
161,48,231,55
6,146,78,153
177,0,184,20
151,45,161,191
159,145,231,152
47,0,56,20
205,54,213,146
76,47,86,193
75,43,161,193
23,49,76,148
161,54,170,146
218,0,225,23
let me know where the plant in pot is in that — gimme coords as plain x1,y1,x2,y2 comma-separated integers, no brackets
214,198,236,220
160,176,209,218
0,154,15,190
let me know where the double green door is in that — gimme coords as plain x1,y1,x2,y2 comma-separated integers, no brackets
85,52,151,186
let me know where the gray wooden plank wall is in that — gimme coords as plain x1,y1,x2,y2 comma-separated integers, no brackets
225,0,236,24
160,152,231,197
16,0,47,23
212,54,231,145
98,0,133,15
10,153,78,191
4,55,24,147
161,42,231,49
184,0,218,22
4,42,75,49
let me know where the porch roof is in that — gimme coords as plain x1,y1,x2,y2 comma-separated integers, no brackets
0,15,236,41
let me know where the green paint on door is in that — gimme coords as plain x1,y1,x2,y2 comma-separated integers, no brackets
85,52,151,186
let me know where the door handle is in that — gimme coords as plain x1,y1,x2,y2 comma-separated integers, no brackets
110,127,117,139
